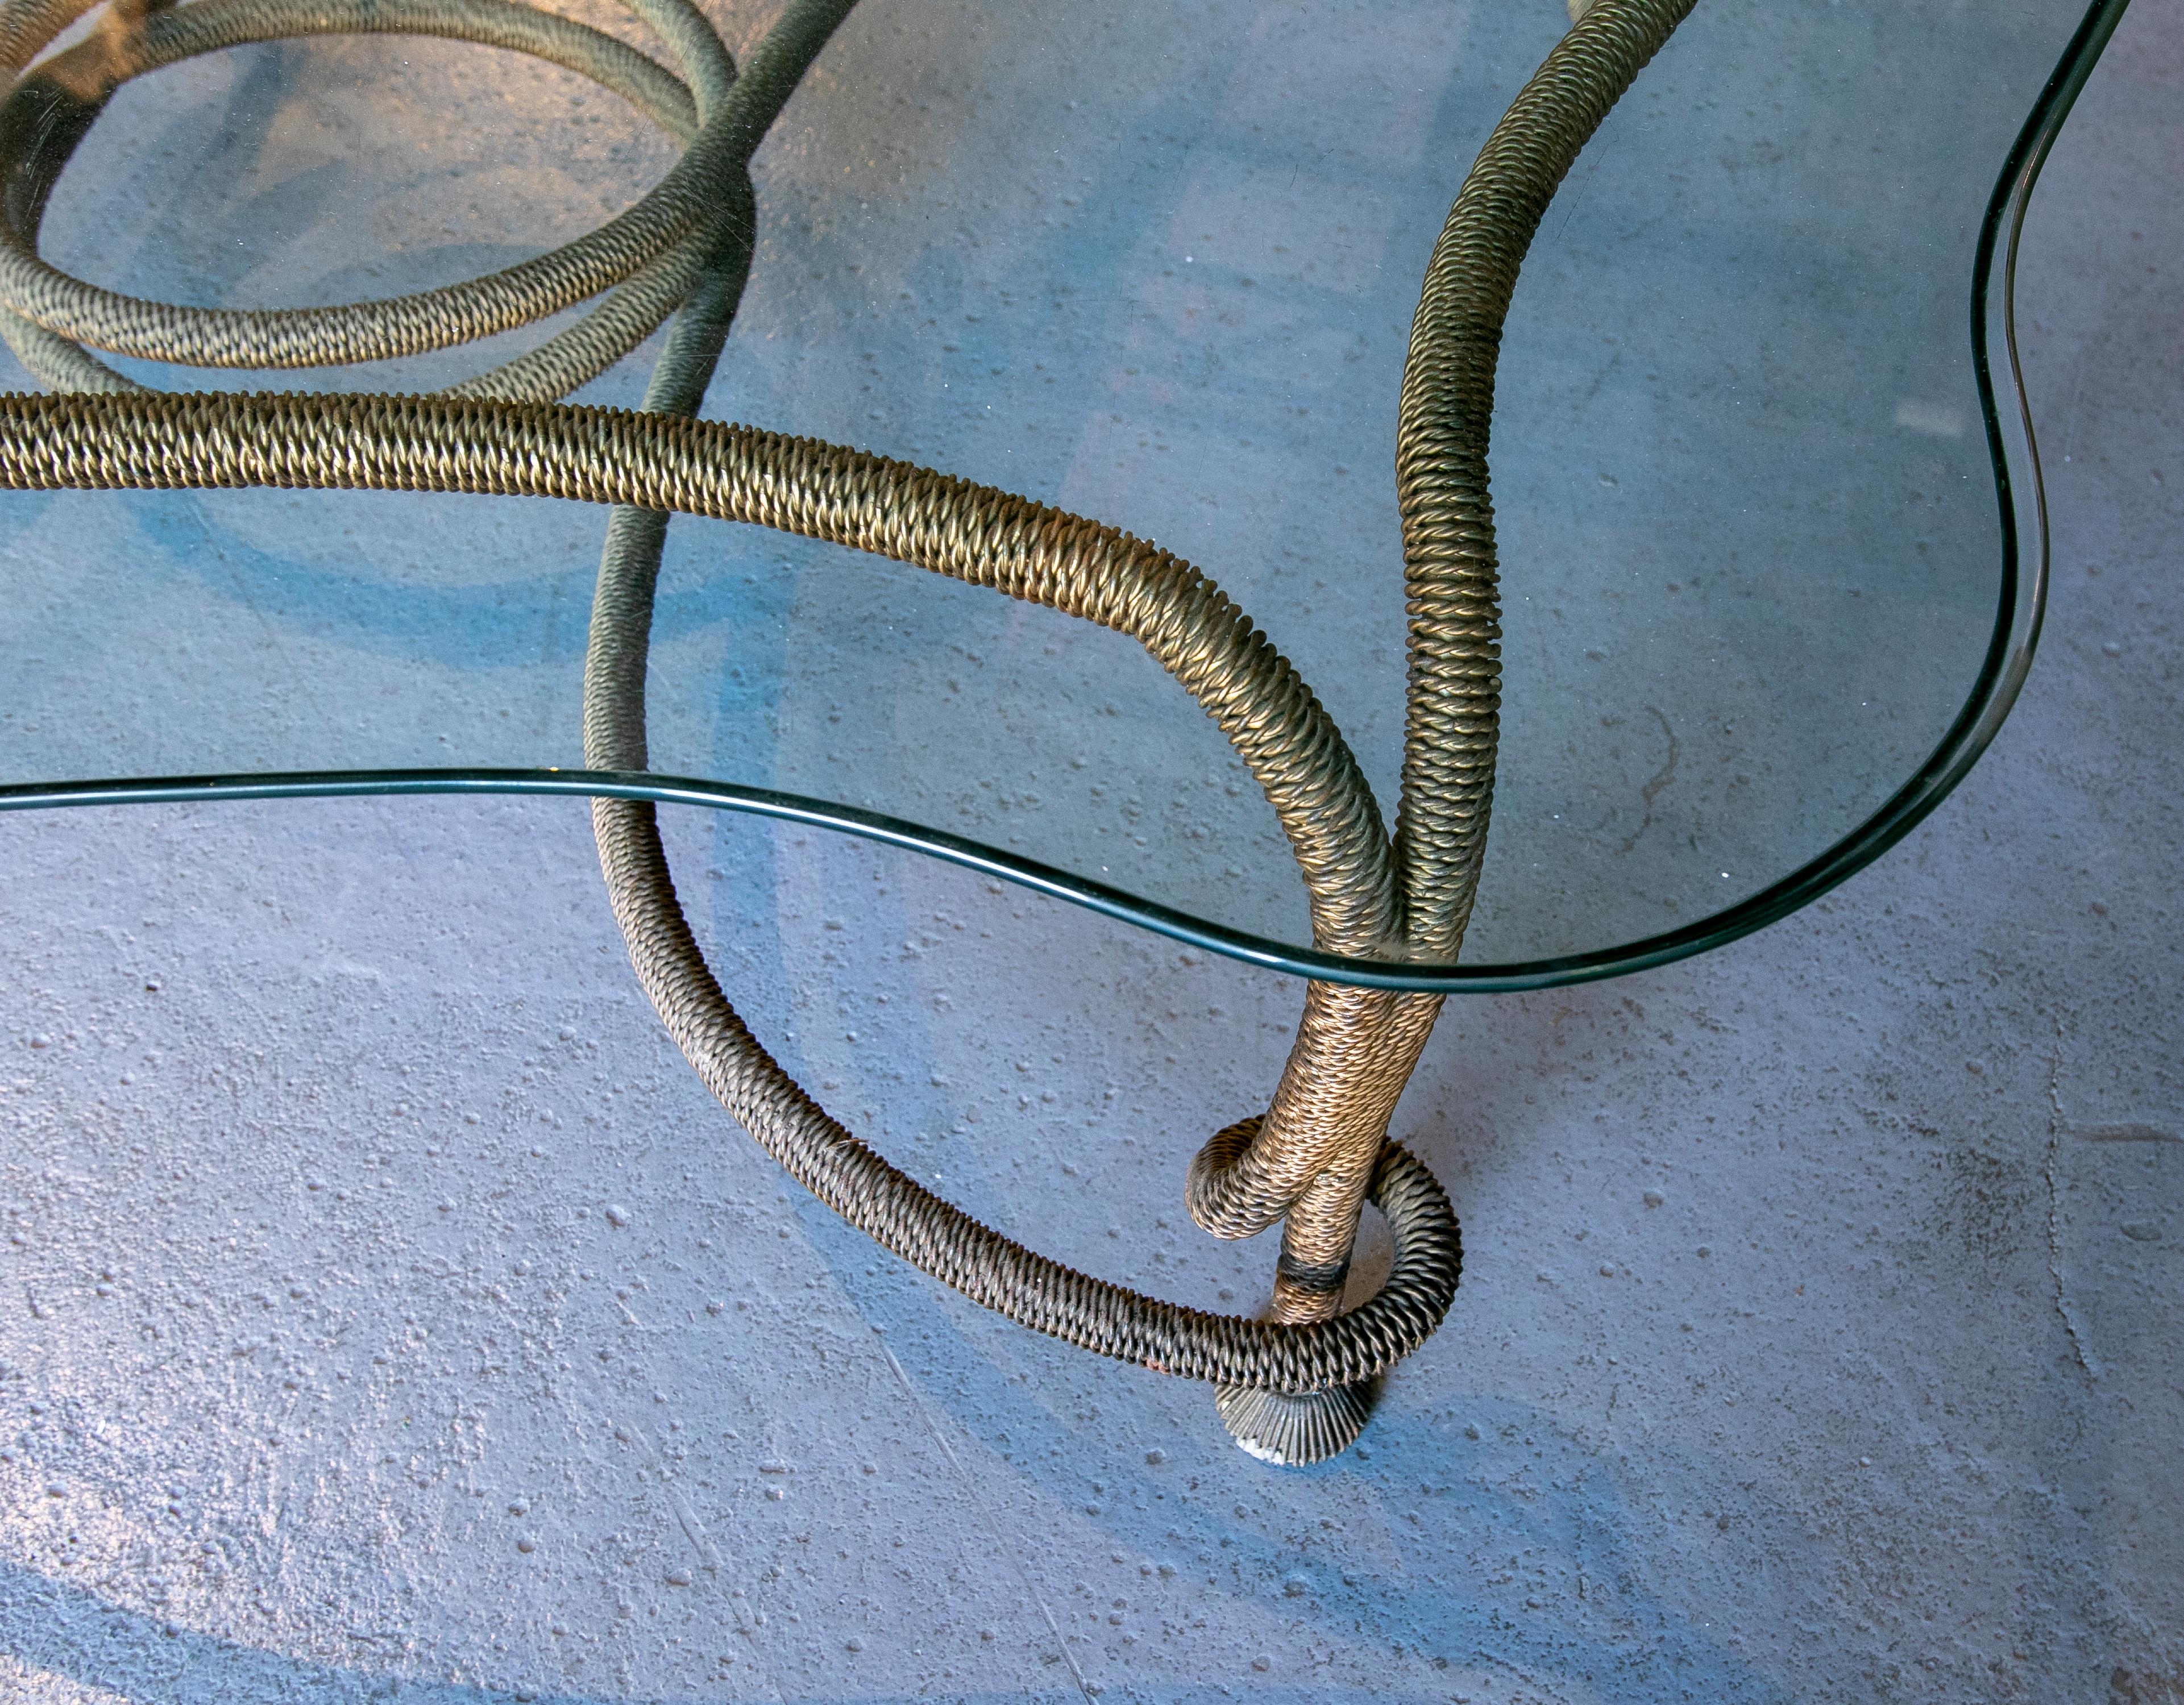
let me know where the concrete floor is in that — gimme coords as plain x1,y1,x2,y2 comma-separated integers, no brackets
1,2,2179,1702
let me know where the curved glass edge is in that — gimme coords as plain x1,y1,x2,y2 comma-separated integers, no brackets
0,0,2130,994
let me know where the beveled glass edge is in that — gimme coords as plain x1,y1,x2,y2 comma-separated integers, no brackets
0,0,2129,992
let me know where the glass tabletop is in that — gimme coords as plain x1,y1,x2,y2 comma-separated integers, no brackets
0,0,2121,989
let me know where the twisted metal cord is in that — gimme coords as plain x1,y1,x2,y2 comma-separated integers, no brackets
0,382,1467,1391
1181,0,1699,1453
1394,0,1700,959
0,0,823,369
0,387,1404,959
0,0,1699,1429
0,0,734,389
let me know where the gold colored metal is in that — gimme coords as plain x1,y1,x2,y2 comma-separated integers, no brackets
0,0,1699,1462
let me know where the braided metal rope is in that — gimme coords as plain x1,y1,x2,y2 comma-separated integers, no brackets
1396,0,1699,959
0,0,1694,1414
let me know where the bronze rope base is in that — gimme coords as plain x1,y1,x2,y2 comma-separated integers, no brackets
0,0,1696,1461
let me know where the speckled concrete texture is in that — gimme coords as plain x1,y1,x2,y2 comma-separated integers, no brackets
1,3,2179,1704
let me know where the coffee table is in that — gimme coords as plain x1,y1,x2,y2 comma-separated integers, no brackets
0,0,2128,1462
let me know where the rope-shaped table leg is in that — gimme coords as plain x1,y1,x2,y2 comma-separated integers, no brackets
1191,0,1703,1461
0,386,1467,1393
0,0,1698,1461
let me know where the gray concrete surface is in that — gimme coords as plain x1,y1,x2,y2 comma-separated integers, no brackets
1,2,2179,1703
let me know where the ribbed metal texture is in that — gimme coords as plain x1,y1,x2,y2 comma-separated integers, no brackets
0,0,1698,1454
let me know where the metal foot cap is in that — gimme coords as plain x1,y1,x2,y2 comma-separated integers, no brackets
1215,1380,1375,1465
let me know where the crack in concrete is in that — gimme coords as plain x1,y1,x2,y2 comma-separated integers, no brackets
619,1416,726,1581
584,1339,783,1701
2046,1043,2098,1380
877,1337,1097,1705
1617,705,1681,858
